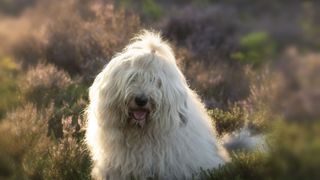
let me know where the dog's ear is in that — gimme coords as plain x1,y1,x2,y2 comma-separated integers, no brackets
179,100,188,126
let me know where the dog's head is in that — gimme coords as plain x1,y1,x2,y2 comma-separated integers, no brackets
89,30,189,130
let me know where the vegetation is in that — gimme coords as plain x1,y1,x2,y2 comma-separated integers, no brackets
0,56,20,119
0,0,319,179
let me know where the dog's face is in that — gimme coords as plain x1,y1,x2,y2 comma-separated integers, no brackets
124,70,163,127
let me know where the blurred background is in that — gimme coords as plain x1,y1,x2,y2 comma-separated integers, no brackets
0,0,319,179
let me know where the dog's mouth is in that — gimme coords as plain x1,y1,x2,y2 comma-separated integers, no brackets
132,110,148,120
129,109,149,127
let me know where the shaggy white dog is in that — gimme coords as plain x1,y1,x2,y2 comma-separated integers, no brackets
85,30,229,180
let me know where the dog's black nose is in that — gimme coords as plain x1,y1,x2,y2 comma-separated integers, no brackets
135,94,148,107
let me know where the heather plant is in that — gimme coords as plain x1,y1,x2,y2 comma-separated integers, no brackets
174,46,250,105
45,1,139,80
209,106,246,136
163,6,251,104
0,63,90,178
20,63,88,138
0,56,20,119
242,67,281,133
20,63,73,107
38,115,90,180
199,151,267,180
12,35,45,68
10,0,140,83
0,103,91,179
163,6,239,56
0,103,53,179
274,48,320,121
200,120,320,180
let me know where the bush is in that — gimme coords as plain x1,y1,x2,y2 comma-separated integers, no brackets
201,120,320,180
163,6,239,55
209,106,246,136
9,0,140,84
20,63,73,107
0,103,90,179
163,6,251,104
0,56,20,119
0,63,90,179
117,0,164,21
0,103,53,179
173,46,250,106
274,48,320,121
242,68,280,133
37,116,90,180
199,152,267,180
231,32,277,67
20,63,88,138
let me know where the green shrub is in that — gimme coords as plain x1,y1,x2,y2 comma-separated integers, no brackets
264,121,320,180
0,56,20,119
209,106,246,136
0,102,91,179
244,68,280,133
10,1,140,84
201,120,320,180
142,0,163,20
199,152,267,180
20,63,73,107
20,63,88,138
231,32,276,67
0,103,53,179
36,116,90,180
117,0,163,21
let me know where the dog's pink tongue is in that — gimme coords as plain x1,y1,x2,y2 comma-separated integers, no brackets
133,111,147,120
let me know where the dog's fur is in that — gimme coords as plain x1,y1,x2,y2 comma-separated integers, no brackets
85,30,229,180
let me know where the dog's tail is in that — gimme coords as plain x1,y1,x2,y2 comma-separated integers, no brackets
126,29,176,62
221,127,267,152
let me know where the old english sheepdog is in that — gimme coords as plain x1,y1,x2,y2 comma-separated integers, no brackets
85,30,229,180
